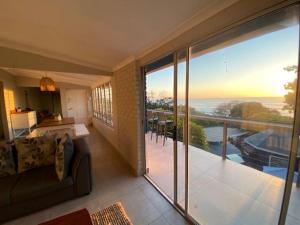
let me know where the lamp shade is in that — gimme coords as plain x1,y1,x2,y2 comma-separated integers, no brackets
40,77,56,91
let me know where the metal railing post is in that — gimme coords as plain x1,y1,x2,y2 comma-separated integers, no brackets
222,122,228,160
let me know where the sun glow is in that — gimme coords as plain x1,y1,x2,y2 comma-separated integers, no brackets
147,25,299,101
4,89,15,139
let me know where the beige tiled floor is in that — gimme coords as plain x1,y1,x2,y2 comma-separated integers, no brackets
146,133,300,225
4,127,189,225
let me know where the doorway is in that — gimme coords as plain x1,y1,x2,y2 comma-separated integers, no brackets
144,52,187,213
66,89,88,124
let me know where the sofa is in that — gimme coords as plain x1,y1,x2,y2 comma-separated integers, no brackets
0,137,92,223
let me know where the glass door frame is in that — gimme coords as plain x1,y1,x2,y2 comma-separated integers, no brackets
142,52,189,216
142,3,300,225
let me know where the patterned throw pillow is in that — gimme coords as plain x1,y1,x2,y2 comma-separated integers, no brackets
0,144,16,178
15,134,57,173
55,133,74,181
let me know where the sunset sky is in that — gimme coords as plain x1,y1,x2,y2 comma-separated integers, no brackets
146,25,299,100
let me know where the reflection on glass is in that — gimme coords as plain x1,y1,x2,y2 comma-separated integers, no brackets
145,65,174,200
188,5,299,225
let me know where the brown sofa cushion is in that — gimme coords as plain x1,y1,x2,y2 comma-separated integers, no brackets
0,175,19,207
11,166,73,204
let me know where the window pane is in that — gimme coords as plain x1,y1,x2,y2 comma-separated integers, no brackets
145,64,175,200
107,82,112,124
95,87,98,118
102,85,106,121
92,89,95,116
109,82,113,125
105,84,110,124
95,87,98,117
97,87,101,118
188,5,299,225
92,81,113,126
97,87,102,118
99,87,103,119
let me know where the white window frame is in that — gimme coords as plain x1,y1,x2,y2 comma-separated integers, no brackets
92,81,113,126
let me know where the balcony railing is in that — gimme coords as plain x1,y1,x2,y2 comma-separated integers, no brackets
146,109,300,186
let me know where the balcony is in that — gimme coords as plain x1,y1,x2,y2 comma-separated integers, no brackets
145,111,300,225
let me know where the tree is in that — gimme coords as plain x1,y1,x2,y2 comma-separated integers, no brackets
215,101,239,117
176,117,208,150
146,97,173,111
230,102,277,119
283,65,298,113
228,101,292,123
189,122,209,150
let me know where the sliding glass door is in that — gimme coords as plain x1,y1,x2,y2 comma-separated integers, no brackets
144,53,187,210
187,5,299,225
144,3,300,225
175,50,188,210
144,55,175,200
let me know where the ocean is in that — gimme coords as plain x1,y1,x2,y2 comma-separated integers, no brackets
177,97,292,117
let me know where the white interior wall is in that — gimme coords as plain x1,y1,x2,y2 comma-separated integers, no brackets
15,76,90,119
0,70,21,140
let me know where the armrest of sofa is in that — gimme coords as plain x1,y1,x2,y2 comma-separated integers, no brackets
71,138,92,196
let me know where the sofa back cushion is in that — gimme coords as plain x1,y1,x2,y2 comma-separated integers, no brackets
15,134,57,174
0,143,16,178
55,133,74,181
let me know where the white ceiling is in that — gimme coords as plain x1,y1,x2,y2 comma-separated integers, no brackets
1,68,108,87
0,0,237,71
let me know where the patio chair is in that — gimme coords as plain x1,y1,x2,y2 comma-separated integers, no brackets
156,111,174,146
147,110,158,140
